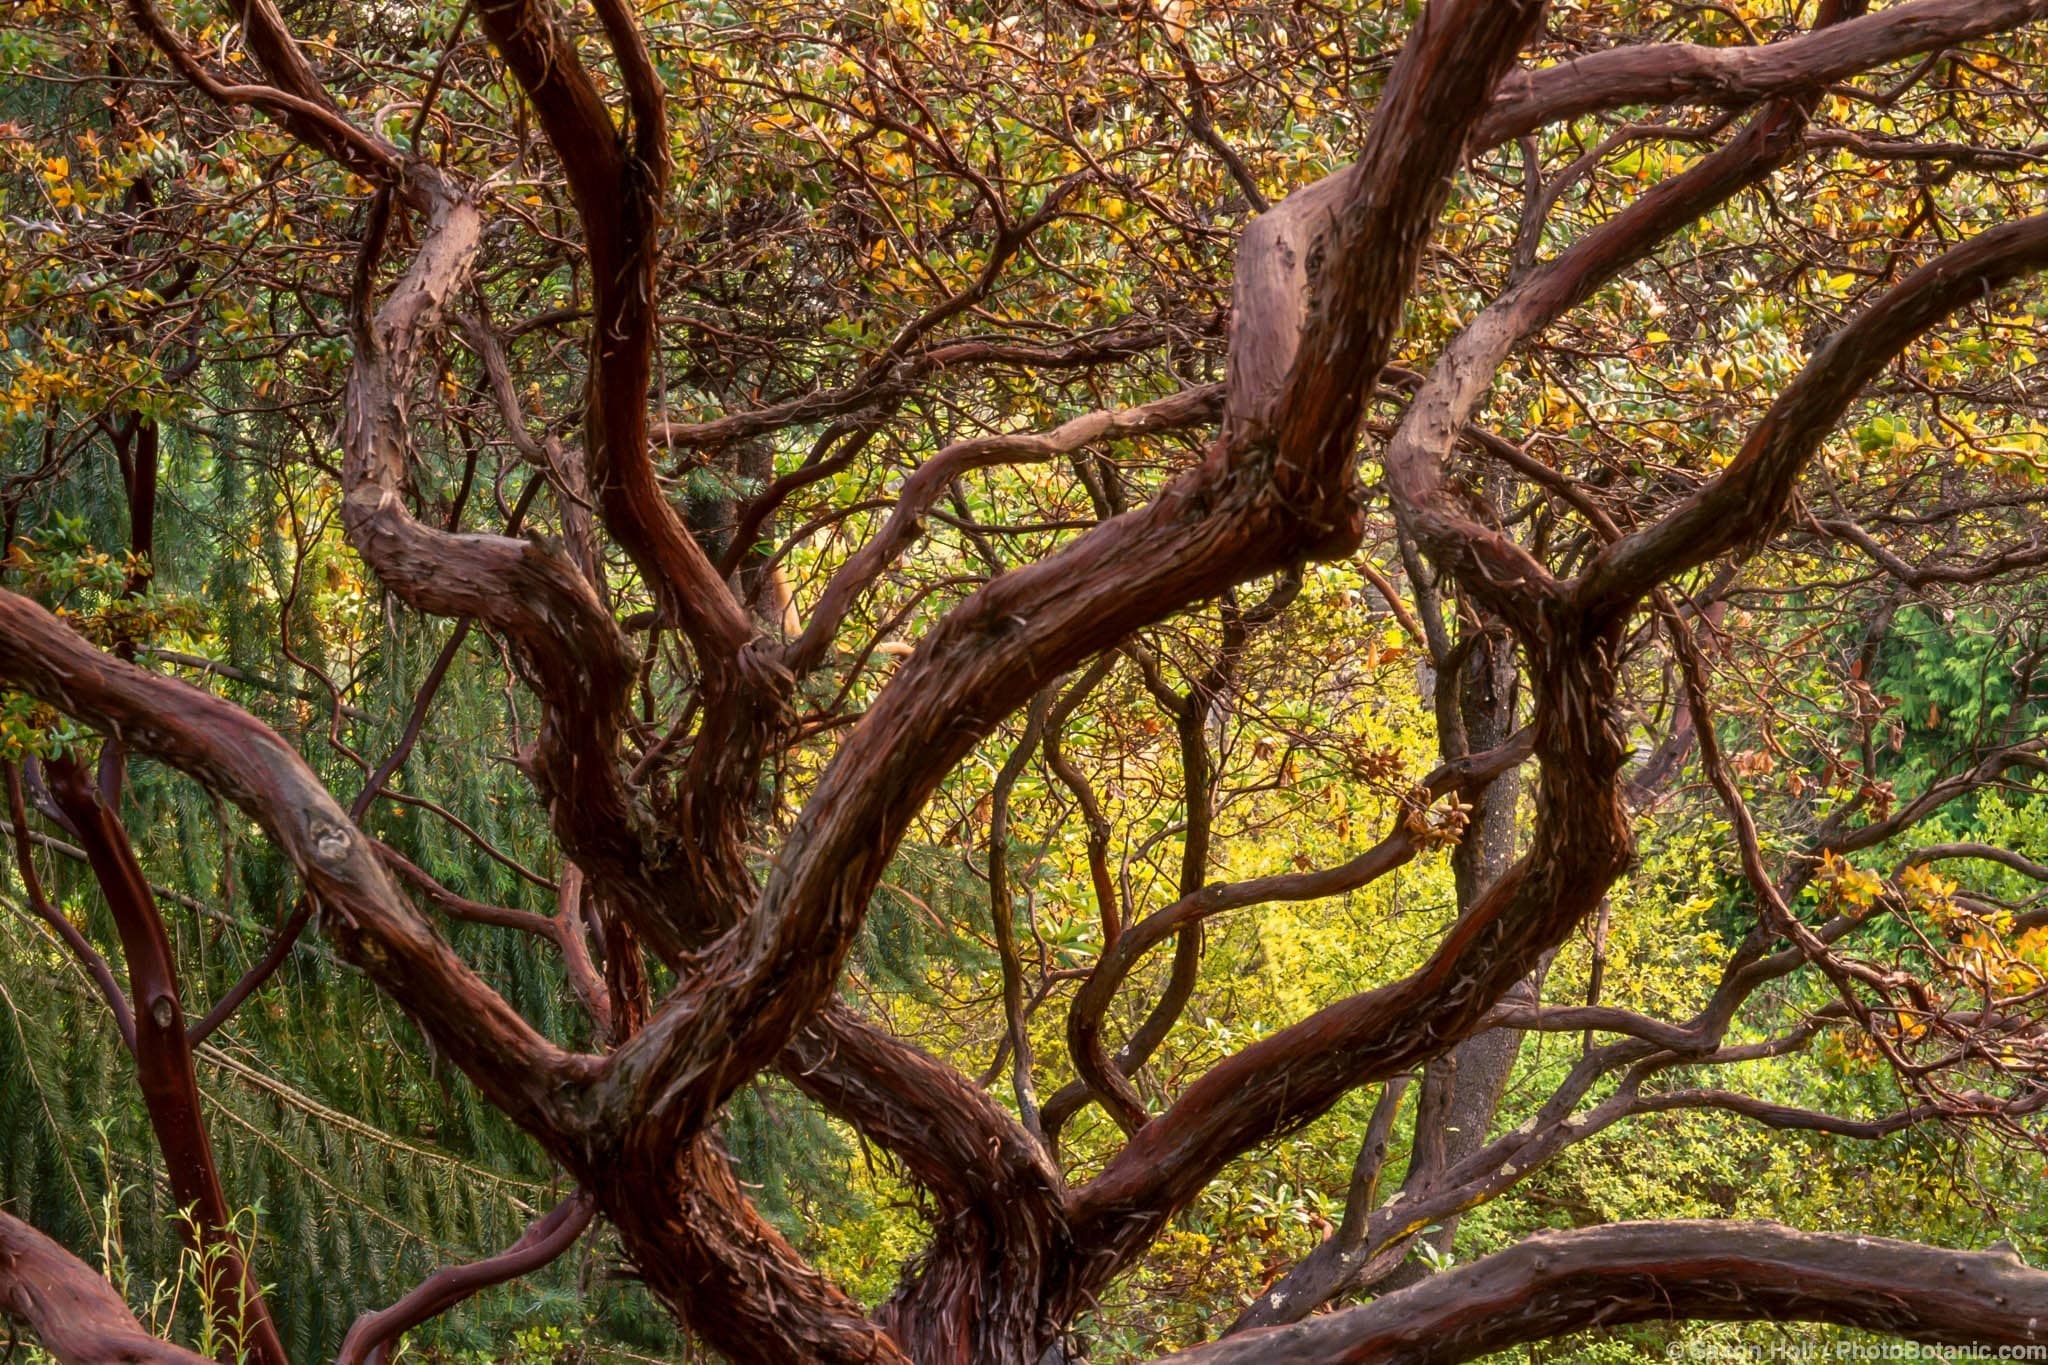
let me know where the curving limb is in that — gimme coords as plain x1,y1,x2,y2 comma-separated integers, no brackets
1167,1222,2048,1364
1580,210,2048,618
471,0,755,676
0,1211,212,1365
987,690,1056,1141
1476,0,2048,149
1062,734,1533,1154
1042,579,1299,1149
337,1192,597,1365
3,762,134,1050
40,756,288,1365
0,592,603,1154
119,0,398,178
787,385,1225,678
596,1132,912,1365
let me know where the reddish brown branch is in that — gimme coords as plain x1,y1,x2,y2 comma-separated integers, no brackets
786,384,1225,677
1582,211,2048,617
0,591,601,1151
0,1211,211,1365
1252,0,1547,531
3,763,134,1049
337,1191,595,1365
655,326,1192,456
1477,0,2048,149
339,174,675,941
376,843,559,938
1900,842,2048,884
1165,1222,2048,1364
44,758,288,1365
790,1009,1069,1364
184,897,313,1049
120,0,398,178
1378,80,1824,630
472,0,755,675
1630,1088,1939,1138
1064,734,1533,1150
597,1135,910,1365
1107,45,1926,1286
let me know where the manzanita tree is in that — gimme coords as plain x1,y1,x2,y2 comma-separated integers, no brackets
4,0,2048,1360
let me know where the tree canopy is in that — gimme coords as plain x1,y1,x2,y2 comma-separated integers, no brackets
3,0,2048,1361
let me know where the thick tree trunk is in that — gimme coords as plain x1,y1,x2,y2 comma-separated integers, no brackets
596,1133,909,1365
